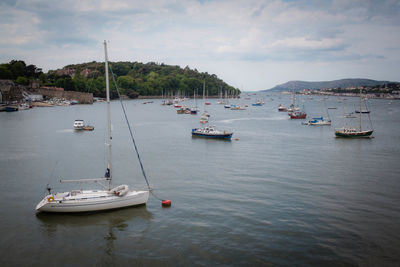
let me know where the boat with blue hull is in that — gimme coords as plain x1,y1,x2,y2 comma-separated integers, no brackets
192,126,233,139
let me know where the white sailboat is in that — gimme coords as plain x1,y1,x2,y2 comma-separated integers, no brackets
36,41,149,213
200,80,209,123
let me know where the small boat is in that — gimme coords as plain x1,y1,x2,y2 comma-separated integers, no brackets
192,126,233,139
308,117,331,126
355,110,370,114
5,106,19,112
252,99,264,106
289,111,307,119
200,112,209,124
278,104,287,112
230,105,246,110
224,104,231,109
73,120,94,131
205,102,211,105
345,112,357,118
190,107,198,114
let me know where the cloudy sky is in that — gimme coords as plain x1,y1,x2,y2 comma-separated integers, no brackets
1,0,399,91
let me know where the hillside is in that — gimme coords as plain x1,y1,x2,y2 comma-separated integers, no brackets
265,78,395,92
54,61,239,98
1,60,240,98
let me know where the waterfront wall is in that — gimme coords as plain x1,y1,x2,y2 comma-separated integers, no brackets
33,88,93,104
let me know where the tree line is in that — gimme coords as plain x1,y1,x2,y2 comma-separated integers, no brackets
0,60,240,99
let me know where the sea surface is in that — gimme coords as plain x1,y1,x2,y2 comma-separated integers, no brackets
0,94,399,266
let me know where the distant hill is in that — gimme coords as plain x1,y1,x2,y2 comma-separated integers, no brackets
265,79,395,92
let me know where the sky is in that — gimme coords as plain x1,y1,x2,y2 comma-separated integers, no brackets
0,0,399,91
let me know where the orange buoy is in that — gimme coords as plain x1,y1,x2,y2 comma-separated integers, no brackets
234,138,239,141
162,200,172,207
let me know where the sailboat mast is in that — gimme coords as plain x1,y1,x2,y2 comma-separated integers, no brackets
359,88,362,131
104,40,112,190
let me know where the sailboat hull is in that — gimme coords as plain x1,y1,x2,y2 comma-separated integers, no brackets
36,190,149,213
335,130,373,138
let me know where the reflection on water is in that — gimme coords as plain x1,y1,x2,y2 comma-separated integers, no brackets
36,206,152,263
36,205,152,232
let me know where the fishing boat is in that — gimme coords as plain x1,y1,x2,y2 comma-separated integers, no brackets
289,111,307,119
335,89,373,138
73,120,94,131
192,126,233,139
36,41,149,213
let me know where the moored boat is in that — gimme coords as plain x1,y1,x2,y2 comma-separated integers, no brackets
278,104,287,112
289,111,306,119
308,117,331,126
355,110,370,114
5,105,19,112
36,41,149,213
335,128,373,138
191,126,233,139
335,88,373,138
73,120,94,131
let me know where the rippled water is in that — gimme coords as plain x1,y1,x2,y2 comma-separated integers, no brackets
1,95,400,266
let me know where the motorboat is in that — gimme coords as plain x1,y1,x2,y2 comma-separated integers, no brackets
73,120,94,131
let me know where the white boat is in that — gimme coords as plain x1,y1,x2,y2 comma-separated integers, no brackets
278,104,287,112
308,117,331,126
345,112,357,118
200,111,209,124
73,119,94,131
36,41,149,213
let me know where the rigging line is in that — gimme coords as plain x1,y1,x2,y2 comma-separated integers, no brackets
108,65,151,190
364,98,374,131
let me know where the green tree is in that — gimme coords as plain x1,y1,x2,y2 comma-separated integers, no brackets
15,76,29,85
73,76,86,91
111,63,130,76
117,75,136,90
10,60,26,79
0,65,13,79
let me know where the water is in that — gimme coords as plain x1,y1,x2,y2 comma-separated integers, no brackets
1,95,400,266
